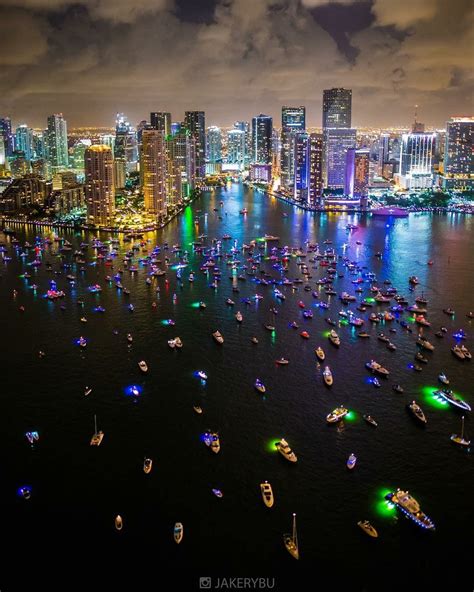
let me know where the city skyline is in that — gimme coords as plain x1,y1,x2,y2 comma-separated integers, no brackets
0,0,472,128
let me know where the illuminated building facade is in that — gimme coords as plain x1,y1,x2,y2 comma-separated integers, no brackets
207,126,222,164
140,129,167,218
345,148,370,197
252,114,272,165
443,117,473,190
323,88,352,129
84,145,115,226
166,131,196,199
281,106,305,190
115,113,138,173
227,129,246,170
151,112,172,136
47,113,69,170
184,111,206,178
15,125,34,161
293,132,309,203
324,127,356,190
308,133,323,207
0,117,14,157
398,128,436,190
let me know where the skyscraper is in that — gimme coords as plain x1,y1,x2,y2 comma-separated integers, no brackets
184,111,206,177
150,112,172,137
252,114,272,165
324,128,357,190
166,131,196,199
308,134,323,207
281,106,305,189
322,88,352,129
0,118,14,157
345,149,370,198
398,124,436,190
293,132,309,203
84,145,115,226
140,129,167,219
443,117,473,190
115,113,138,172
47,114,68,170
227,129,246,170
15,125,34,161
234,121,251,167
206,126,222,164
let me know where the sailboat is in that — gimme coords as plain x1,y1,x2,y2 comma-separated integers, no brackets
90,414,104,446
283,513,299,560
451,416,470,447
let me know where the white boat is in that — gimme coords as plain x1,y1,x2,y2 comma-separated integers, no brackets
193,406,203,414
235,311,243,322
315,347,325,361
283,513,299,560
174,522,183,544
323,366,333,386
254,379,266,393
127,333,133,343
365,360,390,376
168,339,176,348
328,330,340,347
438,372,449,385
90,415,104,446
138,360,148,372
80,317,87,323
84,386,92,396
275,438,297,462
357,520,378,538
451,416,470,447
347,453,357,469
197,370,207,380
212,331,224,344
115,515,123,531
326,406,348,423
260,481,274,508
174,337,183,348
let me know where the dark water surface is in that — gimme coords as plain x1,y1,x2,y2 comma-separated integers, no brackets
1,183,473,590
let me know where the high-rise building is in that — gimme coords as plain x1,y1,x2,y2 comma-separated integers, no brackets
397,124,436,190
184,111,206,177
252,114,272,165
151,112,172,136
345,148,370,198
308,134,323,207
171,122,181,136
84,145,115,226
72,140,91,174
234,121,251,167
47,114,69,170
324,128,357,190
281,106,305,189
10,151,29,177
0,118,14,157
15,125,34,161
115,113,138,172
443,117,473,190
207,126,222,164
377,133,390,176
140,129,167,219
293,132,309,203
322,88,352,129
166,131,196,199
114,159,126,190
227,129,246,170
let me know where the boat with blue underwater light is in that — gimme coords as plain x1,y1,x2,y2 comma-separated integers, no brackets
385,489,435,530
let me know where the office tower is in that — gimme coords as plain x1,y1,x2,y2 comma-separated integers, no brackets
72,140,91,173
324,128,357,190
293,133,309,203
378,133,390,175
10,151,29,177
322,88,352,129
151,112,172,136
166,131,196,199
308,134,323,207
31,159,46,178
227,129,246,170
0,117,14,157
115,113,138,172
33,132,45,160
140,129,167,218
47,114,69,169
443,117,473,190
114,159,126,189
345,149,370,198
252,114,272,165
84,145,115,226
398,123,436,190
100,134,115,153
0,136,6,167
234,121,251,167
15,125,34,161
281,106,305,189
184,111,205,177
136,120,148,144
207,126,222,164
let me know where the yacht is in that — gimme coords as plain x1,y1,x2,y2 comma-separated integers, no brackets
226,298,235,306
452,345,465,360
174,522,184,544
197,370,208,380
323,366,333,386
315,347,325,361
443,307,455,316
357,332,370,338
407,401,427,424
143,458,152,474
25,431,40,444
415,352,428,364
434,389,471,412
365,360,389,376
385,489,435,530
451,416,470,447
138,360,148,373
275,438,297,462
168,338,177,349
90,415,104,446
283,513,299,560
416,337,435,351
254,379,266,394
357,520,378,538
460,345,472,360
260,481,274,508
276,357,289,365
212,331,224,344
193,406,203,414
347,453,357,469
212,488,223,498
328,330,340,347
372,377,381,387
203,431,220,453
326,406,348,423
115,515,123,531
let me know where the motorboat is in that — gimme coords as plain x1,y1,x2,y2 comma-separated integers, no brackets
197,370,208,380
174,337,183,348
434,389,471,412
127,333,133,343
357,332,370,338
326,406,348,423
25,431,40,444
385,489,435,530
357,520,378,538
203,431,220,453
416,337,435,351
143,458,152,474
377,333,390,343
438,372,449,385
283,513,299,560
372,377,381,388
80,317,87,323
365,360,389,376
168,339,177,349
347,453,357,469
212,331,224,344
443,307,455,316
115,515,123,531
199,301,207,309
323,366,333,387
251,337,259,344
393,384,404,394
300,331,310,339
78,336,87,348
235,311,243,322
19,487,31,500
275,438,297,462
363,414,378,427
460,345,472,360
315,347,325,361
255,379,266,393
276,358,289,365
452,345,465,360
407,401,427,424
328,330,340,347
138,360,148,373
226,298,235,306
415,352,428,364
290,321,299,329
451,416,470,447
212,489,223,498
84,386,92,397
260,481,274,508
174,522,183,544
387,342,397,351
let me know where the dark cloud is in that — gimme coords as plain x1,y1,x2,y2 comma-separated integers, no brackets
0,0,471,128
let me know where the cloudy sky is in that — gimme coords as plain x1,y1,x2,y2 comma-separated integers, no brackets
0,0,472,128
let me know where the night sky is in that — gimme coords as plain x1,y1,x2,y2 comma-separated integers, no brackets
0,0,472,128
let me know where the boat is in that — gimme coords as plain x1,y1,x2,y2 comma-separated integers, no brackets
443,307,455,316
199,301,207,309
174,337,183,348
328,330,340,347
438,372,449,385
357,520,378,538
409,276,419,285
203,431,220,453
212,488,223,498
357,332,370,338
168,339,176,349
235,311,243,322
363,414,378,427
143,458,152,474
193,406,203,414
84,386,92,397
240,208,248,214
434,389,471,412
393,384,404,393
127,333,133,343
78,336,87,348
275,438,297,462
115,515,123,531
452,345,465,360
451,416,470,447
251,337,259,344
377,333,390,343
276,357,289,365
80,317,87,323
19,486,31,500
407,401,427,424
174,522,183,544
300,331,310,339
90,415,104,446
264,234,280,241
197,370,208,380
212,331,224,344
416,337,435,351
372,377,381,387
460,345,472,360
365,360,389,376
326,406,348,423
315,347,325,361
347,453,357,469
254,379,266,393
385,489,435,530
25,431,40,444
283,513,299,560
138,360,148,373
226,298,235,306
387,342,397,351
260,481,274,508
415,352,428,364
323,366,333,386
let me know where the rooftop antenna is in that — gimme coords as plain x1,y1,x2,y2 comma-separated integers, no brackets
414,104,418,125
